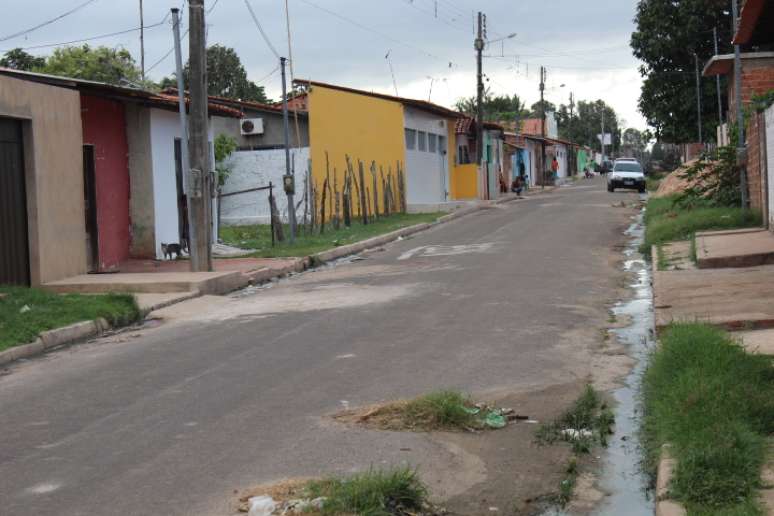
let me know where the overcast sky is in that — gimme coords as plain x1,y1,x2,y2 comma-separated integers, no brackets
2,0,646,128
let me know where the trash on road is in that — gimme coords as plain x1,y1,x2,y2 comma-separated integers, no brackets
246,495,276,516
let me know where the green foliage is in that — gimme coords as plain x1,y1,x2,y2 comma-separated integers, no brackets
536,385,615,454
0,286,140,351
0,48,45,71
631,0,731,143
675,146,741,209
166,45,269,103
41,45,141,85
220,213,442,258
643,323,774,512
402,390,478,430
555,99,620,150
306,467,428,516
454,89,530,123
750,89,774,114
530,99,556,119
214,133,238,188
640,195,761,253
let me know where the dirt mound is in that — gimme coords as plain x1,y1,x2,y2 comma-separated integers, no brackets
654,159,716,198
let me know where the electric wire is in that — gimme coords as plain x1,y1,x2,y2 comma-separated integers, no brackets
244,0,281,59
0,0,100,42
296,0,455,66
2,21,166,53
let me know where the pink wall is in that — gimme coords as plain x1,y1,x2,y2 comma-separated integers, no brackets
81,95,131,271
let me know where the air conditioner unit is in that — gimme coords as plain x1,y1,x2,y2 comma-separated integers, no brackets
240,118,264,136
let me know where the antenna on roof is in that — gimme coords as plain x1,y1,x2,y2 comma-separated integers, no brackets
385,50,399,96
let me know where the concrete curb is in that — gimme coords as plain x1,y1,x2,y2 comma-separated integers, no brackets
655,444,687,516
0,318,109,367
138,291,202,317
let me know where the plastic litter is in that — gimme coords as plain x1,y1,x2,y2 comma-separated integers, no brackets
561,428,593,440
483,410,507,429
19,304,31,313
463,406,481,416
247,495,277,516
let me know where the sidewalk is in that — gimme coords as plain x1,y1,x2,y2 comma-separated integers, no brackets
696,228,774,269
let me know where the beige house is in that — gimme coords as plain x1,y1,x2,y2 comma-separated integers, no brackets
0,74,86,286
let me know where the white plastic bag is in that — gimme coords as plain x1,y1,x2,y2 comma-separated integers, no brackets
247,495,277,516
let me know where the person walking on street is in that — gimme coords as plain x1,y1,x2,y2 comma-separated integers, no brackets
551,156,559,182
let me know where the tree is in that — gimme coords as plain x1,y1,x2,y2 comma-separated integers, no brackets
164,45,269,103
556,99,621,151
631,0,732,143
454,90,530,123
0,48,45,71
529,100,556,118
40,45,142,85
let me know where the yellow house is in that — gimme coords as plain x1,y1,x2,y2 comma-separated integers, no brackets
295,80,474,213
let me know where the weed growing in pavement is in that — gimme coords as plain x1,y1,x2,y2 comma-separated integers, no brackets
401,390,478,429
536,385,615,454
689,235,698,264
556,456,579,507
335,390,517,432
656,244,669,270
306,467,428,516
643,323,774,513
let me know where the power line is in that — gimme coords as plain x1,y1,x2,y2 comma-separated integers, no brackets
244,0,281,59
146,27,189,74
256,64,280,84
399,0,468,33
0,0,101,43
1,21,166,53
296,0,455,66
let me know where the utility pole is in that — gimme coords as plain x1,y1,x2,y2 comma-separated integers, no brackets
280,56,296,242
732,0,748,207
475,11,487,199
139,0,145,81
171,7,195,265
713,27,723,129
187,0,212,271
601,107,606,164
694,53,703,144
540,65,546,190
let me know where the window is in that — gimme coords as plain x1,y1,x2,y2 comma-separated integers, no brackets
458,145,470,164
428,133,437,153
417,131,427,151
438,135,446,154
405,128,416,150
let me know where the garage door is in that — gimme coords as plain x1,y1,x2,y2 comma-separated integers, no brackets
0,118,30,285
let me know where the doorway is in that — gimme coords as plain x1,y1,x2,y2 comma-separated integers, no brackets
0,118,30,285
82,145,99,272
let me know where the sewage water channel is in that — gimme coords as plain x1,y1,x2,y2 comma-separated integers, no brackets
595,212,655,516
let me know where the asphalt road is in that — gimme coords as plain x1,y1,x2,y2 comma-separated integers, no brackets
0,177,641,515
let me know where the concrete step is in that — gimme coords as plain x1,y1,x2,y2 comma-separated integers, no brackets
43,271,247,296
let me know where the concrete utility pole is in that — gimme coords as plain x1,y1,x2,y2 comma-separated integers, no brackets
601,107,606,164
187,0,213,271
171,7,195,263
694,53,703,144
475,11,487,199
139,0,145,81
540,65,546,190
713,27,723,128
280,56,296,242
732,0,748,207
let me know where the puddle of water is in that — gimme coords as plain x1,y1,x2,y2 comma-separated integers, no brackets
595,214,655,516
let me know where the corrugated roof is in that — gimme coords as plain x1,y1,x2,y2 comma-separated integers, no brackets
294,79,463,119
0,68,243,118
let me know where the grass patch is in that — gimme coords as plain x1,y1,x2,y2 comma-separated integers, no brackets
656,244,669,271
690,234,698,264
536,385,615,454
0,286,140,352
643,323,774,513
640,195,761,254
306,467,428,516
556,457,579,507
336,389,513,432
647,170,667,192
220,213,443,258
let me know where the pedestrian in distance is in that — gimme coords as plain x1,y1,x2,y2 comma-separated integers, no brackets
511,175,524,197
551,156,559,181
